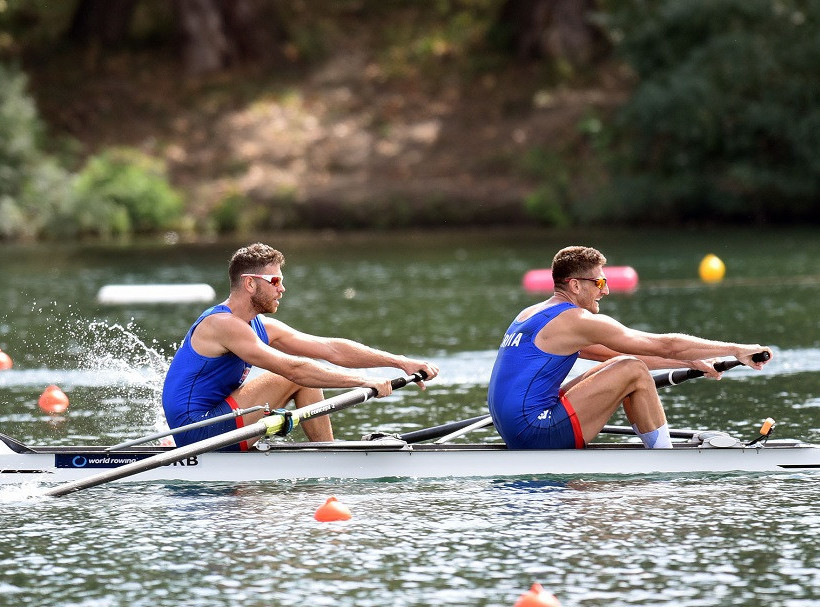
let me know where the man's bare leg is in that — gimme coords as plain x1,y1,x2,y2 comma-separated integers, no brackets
563,356,667,444
231,373,333,442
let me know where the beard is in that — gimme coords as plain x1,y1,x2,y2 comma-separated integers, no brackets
250,290,276,314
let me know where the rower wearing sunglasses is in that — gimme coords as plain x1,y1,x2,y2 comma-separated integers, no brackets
487,245,772,450
162,242,438,450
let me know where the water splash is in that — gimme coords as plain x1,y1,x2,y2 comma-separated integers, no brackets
75,320,171,432
0,483,43,503
1,306,173,434
77,320,170,387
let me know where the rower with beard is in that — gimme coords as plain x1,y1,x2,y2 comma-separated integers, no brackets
162,243,438,450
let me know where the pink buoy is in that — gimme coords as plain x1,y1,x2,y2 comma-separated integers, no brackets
522,266,638,293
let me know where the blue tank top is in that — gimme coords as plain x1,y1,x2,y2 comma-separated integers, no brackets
162,305,269,428
487,302,578,442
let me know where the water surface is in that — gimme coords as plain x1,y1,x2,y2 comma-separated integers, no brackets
1,227,819,606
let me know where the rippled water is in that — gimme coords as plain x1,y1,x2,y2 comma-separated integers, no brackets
2,228,820,606
3,474,819,606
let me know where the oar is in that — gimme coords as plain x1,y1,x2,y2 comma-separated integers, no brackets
399,415,491,444
106,405,267,452
653,351,769,388
42,372,426,498
598,424,698,439
399,353,770,444
433,415,494,444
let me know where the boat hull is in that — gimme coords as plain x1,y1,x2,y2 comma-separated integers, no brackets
2,440,819,486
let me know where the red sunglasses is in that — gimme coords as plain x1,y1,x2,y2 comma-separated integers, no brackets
241,273,282,287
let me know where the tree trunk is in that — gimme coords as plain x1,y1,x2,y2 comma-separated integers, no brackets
498,0,608,66
67,0,139,46
173,0,233,74
173,0,286,74
220,0,287,63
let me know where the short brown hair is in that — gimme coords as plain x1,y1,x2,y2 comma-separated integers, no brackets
551,246,606,288
228,243,285,288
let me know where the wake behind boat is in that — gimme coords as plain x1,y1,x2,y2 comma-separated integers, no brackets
2,425,819,486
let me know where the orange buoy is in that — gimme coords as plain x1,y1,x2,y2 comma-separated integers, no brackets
514,583,562,607
38,385,70,414
314,496,352,522
523,266,638,293
0,349,12,370
759,417,776,436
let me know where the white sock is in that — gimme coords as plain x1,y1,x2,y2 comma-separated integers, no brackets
632,423,673,449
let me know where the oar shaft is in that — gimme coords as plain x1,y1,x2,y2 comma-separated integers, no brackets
400,415,491,444
43,372,425,498
281,372,425,434
653,360,741,389
106,406,266,452
403,418,700,443
433,415,494,444
600,424,698,439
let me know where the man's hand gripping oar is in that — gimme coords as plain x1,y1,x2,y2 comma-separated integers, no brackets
653,351,770,388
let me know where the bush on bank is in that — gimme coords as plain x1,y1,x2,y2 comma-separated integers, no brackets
586,0,820,224
73,148,184,237
0,63,73,240
0,63,183,240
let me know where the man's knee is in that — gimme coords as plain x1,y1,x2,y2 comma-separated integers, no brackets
609,355,652,384
234,373,298,406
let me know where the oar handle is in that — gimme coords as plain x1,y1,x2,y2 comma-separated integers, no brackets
390,370,428,391
653,351,770,389
267,371,429,435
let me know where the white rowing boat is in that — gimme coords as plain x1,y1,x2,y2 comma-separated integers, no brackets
4,364,816,494
2,430,819,486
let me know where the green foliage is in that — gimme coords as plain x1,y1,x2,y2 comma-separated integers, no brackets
373,0,501,79
0,62,78,240
525,185,572,228
0,62,183,240
9,0,820,233
210,193,242,234
0,63,42,195
601,0,820,223
520,146,572,227
73,148,184,235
